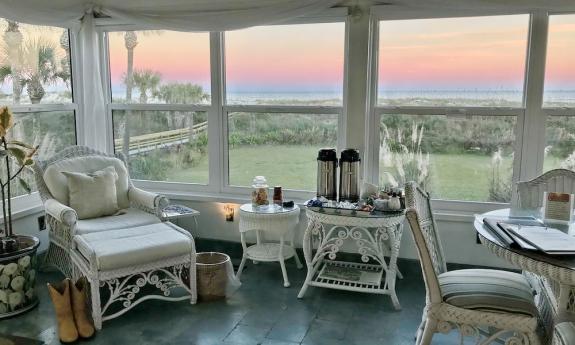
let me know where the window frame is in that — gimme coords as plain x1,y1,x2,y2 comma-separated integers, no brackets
365,11,540,209
99,11,349,200
7,27,80,209
541,14,575,174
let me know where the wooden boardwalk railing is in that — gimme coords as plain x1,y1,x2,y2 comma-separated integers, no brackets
115,121,207,155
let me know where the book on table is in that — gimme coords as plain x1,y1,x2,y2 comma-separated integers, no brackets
483,217,575,255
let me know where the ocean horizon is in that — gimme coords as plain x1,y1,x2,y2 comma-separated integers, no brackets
109,89,575,106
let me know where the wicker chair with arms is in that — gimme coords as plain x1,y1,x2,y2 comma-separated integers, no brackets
405,181,541,345
33,145,169,277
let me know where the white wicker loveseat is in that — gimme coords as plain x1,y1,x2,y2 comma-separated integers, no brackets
33,145,169,277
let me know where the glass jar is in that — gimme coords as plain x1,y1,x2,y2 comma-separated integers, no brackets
251,176,269,208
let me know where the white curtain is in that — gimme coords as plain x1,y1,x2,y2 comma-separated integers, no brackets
76,13,107,151
0,0,339,30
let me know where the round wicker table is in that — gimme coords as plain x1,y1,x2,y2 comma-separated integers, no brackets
475,208,575,331
236,204,302,287
297,207,405,310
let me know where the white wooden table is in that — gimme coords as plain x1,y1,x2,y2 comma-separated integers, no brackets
297,208,405,310
236,204,302,287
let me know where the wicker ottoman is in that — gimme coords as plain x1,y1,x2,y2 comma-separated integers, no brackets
70,222,196,329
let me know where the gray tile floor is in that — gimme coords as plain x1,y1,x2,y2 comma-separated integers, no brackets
0,260,463,345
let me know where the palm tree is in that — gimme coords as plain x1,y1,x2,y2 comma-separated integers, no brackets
155,83,207,104
154,82,208,141
2,21,24,104
20,38,59,104
57,30,71,88
130,69,161,104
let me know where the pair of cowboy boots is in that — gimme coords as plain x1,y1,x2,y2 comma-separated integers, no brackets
47,278,95,343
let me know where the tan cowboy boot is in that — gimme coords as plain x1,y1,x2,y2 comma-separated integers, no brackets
47,279,78,343
71,277,95,338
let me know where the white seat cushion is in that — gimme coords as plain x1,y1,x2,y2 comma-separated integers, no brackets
75,208,160,235
555,322,575,345
439,269,538,317
74,223,192,271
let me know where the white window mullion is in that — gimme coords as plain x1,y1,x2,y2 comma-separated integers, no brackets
365,16,380,185
69,29,85,147
100,32,114,153
519,11,549,182
209,31,226,194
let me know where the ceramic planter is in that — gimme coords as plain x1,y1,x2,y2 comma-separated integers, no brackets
0,235,40,318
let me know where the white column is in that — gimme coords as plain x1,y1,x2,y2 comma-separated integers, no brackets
342,6,374,183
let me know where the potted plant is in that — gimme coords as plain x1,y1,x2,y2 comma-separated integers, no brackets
0,106,40,318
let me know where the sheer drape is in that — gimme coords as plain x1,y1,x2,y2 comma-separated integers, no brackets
0,0,339,30
77,13,107,151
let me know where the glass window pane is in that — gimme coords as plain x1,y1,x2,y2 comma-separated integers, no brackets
0,20,72,105
228,113,337,190
108,31,211,104
9,111,76,197
225,23,345,106
378,15,529,107
544,15,575,107
544,116,575,171
112,110,208,184
379,114,516,202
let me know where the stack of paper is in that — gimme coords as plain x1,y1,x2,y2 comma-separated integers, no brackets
483,217,575,255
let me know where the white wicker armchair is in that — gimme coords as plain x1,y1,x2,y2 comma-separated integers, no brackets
33,145,169,277
404,182,542,345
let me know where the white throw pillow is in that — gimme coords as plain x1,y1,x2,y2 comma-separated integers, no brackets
62,166,120,220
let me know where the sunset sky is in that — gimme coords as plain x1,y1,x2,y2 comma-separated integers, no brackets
378,14,530,91
106,14,575,94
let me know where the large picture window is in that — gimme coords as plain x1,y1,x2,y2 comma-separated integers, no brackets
228,113,337,190
543,15,575,172
224,22,344,191
378,15,529,107
379,114,516,202
375,15,529,203
543,14,575,107
108,31,210,185
0,19,77,197
225,23,345,106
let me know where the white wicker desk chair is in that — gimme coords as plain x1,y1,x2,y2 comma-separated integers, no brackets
516,169,575,209
33,145,169,277
554,322,575,345
405,182,541,345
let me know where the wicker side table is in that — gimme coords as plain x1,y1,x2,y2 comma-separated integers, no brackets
236,204,302,287
297,208,405,310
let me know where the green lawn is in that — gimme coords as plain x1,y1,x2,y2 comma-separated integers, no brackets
418,154,513,202
164,145,569,202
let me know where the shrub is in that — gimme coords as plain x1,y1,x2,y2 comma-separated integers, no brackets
488,148,513,203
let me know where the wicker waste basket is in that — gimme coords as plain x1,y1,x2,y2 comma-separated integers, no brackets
196,252,235,301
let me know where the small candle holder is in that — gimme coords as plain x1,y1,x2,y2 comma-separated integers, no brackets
224,204,234,222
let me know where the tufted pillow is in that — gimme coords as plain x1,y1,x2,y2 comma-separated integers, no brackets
62,166,119,219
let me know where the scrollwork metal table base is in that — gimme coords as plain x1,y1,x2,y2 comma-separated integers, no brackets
297,209,405,310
